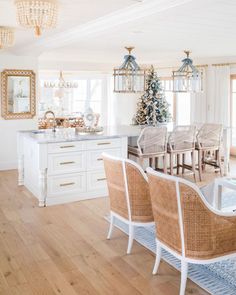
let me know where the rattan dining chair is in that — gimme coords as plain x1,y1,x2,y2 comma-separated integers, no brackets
128,126,168,173
196,123,223,181
103,153,154,254
147,167,236,295
167,125,197,180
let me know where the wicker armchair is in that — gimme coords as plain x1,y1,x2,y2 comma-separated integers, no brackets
128,126,168,172
168,125,196,180
196,123,223,181
103,153,154,254
147,167,236,295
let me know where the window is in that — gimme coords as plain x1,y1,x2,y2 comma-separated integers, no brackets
39,72,107,124
230,75,236,154
160,77,191,125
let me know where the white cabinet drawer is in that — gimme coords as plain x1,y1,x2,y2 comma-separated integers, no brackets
47,173,86,197
86,138,121,150
86,148,121,171
48,141,86,154
48,152,86,175
87,170,107,191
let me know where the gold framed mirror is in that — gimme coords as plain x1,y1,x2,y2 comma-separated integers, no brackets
1,69,36,120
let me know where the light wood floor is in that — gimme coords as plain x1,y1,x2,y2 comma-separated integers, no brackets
1,163,236,295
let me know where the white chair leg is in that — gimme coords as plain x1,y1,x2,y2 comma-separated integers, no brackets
127,224,134,254
152,240,162,275
107,213,114,239
180,260,188,295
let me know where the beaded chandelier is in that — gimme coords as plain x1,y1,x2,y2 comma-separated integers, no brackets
44,71,78,89
15,0,58,36
0,27,15,49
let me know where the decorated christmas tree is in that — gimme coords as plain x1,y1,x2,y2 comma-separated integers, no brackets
135,66,171,125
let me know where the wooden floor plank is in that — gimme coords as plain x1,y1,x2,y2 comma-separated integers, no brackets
0,165,228,294
63,270,99,295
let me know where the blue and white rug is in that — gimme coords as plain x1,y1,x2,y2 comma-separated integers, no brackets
106,192,236,295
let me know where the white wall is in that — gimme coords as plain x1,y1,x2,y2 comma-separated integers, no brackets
109,93,139,126
0,55,38,170
106,74,139,126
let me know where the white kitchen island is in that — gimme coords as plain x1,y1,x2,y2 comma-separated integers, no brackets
17,124,231,207
17,126,141,207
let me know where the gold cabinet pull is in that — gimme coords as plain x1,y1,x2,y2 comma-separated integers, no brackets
97,142,111,146
60,145,75,149
97,178,106,182
60,161,75,165
60,182,75,187
97,158,103,161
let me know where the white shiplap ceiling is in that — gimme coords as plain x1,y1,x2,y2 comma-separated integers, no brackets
1,0,236,66
0,0,138,47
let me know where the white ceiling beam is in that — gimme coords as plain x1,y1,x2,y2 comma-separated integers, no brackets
12,0,194,56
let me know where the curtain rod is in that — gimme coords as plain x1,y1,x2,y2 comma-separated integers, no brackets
212,62,236,67
155,62,236,69
151,64,208,70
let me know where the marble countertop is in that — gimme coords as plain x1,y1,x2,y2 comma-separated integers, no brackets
18,125,146,144
18,123,229,144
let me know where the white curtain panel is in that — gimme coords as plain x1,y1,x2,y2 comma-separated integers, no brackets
207,65,231,127
190,67,207,125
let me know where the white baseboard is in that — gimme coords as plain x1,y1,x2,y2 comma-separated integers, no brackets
0,162,17,171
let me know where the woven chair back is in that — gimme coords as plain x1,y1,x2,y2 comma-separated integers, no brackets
147,172,182,254
125,162,153,222
197,123,223,148
179,182,236,259
168,125,196,152
103,154,153,222
103,156,128,219
148,168,236,260
137,126,167,156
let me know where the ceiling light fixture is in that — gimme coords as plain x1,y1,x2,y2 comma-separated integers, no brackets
15,0,58,36
44,71,78,89
173,50,203,93
0,27,15,49
113,46,146,93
